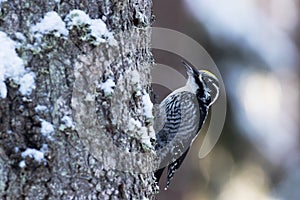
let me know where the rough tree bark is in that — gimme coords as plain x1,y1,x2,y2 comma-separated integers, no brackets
0,0,157,199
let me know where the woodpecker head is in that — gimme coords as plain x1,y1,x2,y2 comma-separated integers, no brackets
182,61,219,106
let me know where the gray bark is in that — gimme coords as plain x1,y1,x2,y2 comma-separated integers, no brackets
0,0,157,199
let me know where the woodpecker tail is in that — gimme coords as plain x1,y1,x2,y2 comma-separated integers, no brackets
154,167,165,183
165,147,190,190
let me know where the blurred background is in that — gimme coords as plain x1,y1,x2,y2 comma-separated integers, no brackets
152,0,300,199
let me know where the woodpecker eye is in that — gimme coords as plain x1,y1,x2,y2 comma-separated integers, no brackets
199,71,220,105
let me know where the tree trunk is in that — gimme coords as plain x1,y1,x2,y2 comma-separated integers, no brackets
0,0,157,199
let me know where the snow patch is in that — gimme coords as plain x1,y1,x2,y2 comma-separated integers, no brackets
135,90,142,97
35,105,48,112
128,118,155,148
0,82,6,98
0,31,36,98
131,70,140,84
31,11,68,38
19,72,36,95
65,9,117,46
41,120,55,138
90,19,109,44
62,115,74,128
65,9,91,28
130,70,142,92
141,92,153,120
19,144,48,168
141,127,152,148
21,148,45,162
128,118,142,131
19,160,26,168
148,126,156,140
14,147,19,153
89,19,117,45
100,78,115,96
15,32,26,42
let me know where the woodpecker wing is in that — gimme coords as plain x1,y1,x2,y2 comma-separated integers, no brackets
155,91,201,149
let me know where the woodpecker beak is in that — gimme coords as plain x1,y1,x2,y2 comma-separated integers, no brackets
182,61,199,76
182,61,193,75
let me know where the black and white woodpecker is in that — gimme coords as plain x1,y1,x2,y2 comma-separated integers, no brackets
154,61,220,189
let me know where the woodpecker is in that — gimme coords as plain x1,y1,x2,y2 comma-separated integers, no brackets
154,61,219,189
